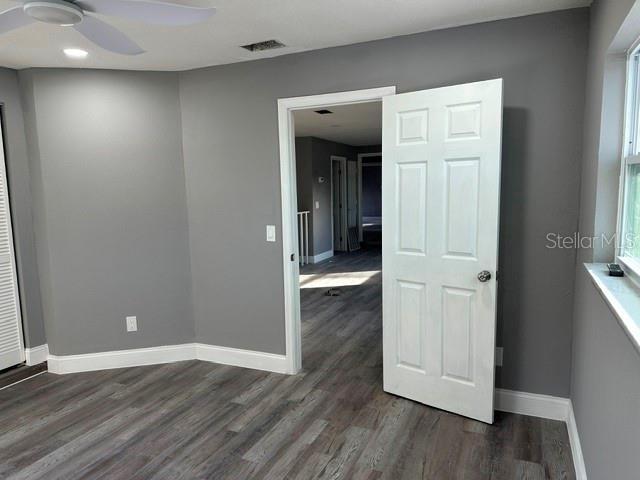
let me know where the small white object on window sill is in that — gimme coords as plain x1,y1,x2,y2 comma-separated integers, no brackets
585,263,640,355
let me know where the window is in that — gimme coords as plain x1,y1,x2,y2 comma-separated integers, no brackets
618,47,640,272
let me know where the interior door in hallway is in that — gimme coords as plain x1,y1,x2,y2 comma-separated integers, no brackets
347,160,358,230
382,79,503,423
331,156,347,251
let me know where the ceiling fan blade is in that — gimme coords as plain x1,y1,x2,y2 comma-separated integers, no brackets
0,6,34,35
76,0,216,26
74,16,145,55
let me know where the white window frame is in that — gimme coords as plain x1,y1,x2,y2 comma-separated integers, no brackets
617,40,640,281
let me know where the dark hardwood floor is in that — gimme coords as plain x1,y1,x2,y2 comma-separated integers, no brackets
0,362,47,390
0,248,575,479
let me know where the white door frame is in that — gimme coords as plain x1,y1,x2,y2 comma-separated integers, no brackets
330,155,348,252
357,152,382,242
278,86,396,374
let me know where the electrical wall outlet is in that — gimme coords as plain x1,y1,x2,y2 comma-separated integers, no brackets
126,316,137,332
266,225,276,242
495,347,503,367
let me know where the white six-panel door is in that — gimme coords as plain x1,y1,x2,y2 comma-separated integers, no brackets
0,121,24,371
382,79,503,423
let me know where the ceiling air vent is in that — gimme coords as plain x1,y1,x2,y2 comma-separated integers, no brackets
314,109,333,115
241,39,285,52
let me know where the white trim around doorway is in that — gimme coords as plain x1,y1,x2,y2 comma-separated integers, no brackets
277,86,396,374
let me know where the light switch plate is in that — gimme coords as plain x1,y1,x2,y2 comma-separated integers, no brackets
126,316,137,332
315,201,320,209
495,347,503,367
266,225,276,242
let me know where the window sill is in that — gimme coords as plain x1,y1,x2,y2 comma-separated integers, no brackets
585,263,640,355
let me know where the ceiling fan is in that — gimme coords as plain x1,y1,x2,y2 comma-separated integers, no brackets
0,0,216,55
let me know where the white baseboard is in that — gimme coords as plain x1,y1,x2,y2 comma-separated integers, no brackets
48,344,196,374
567,400,588,480
195,343,288,373
312,250,333,264
47,343,287,376
25,344,49,366
495,388,570,421
496,389,586,479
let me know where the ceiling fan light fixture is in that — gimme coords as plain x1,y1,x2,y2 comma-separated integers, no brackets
24,0,84,26
63,48,88,59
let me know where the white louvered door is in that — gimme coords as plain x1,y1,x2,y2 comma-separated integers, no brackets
0,123,24,371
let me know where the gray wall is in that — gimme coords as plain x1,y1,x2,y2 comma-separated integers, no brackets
19,69,194,355
296,136,379,256
0,68,46,348
570,0,640,477
309,137,357,255
571,269,640,479
180,9,589,396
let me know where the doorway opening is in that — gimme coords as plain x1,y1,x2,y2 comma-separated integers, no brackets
293,102,384,377
277,87,395,375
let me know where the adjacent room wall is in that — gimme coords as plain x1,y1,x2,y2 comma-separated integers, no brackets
309,137,357,256
19,69,194,355
296,136,379,258
0,68,46,348
570,0,640,477
180,9,589,396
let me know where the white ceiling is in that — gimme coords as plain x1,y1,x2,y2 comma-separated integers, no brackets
294,102,381,146
0,0,591,71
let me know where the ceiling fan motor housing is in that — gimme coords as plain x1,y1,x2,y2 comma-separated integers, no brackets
24,0,84,26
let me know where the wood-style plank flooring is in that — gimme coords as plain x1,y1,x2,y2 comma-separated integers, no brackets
0,362,47,390
0,248,575,479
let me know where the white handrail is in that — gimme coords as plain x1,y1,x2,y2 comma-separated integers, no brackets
297,211,310,266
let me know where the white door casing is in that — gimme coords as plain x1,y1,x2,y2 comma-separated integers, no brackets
382,79,503,423
0,119,25,371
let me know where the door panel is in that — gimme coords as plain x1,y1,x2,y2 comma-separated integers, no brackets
445,158,479,258
396,279,426,371
0,122,24,371
382,79,502,423
396,163,427,254
442,286,474,383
